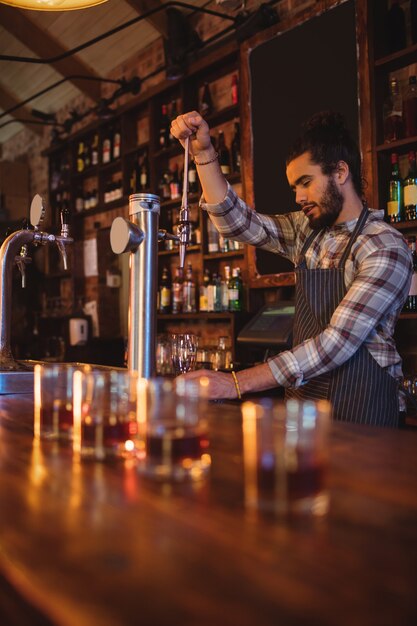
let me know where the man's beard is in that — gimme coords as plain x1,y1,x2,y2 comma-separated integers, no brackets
308,177,344,230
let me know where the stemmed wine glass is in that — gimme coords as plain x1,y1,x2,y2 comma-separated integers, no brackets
171,333,198,375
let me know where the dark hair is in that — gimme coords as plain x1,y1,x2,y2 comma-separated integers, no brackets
286,111,364,198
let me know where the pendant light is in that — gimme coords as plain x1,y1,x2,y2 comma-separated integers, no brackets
0,0,107,10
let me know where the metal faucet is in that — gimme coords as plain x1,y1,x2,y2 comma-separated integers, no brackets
110,138,193,377
0,194,73,371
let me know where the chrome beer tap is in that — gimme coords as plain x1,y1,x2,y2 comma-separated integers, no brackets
0,195,73,371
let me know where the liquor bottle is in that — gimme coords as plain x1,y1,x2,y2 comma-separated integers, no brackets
183,263,197,313
139,152,149,191
159,267,171,314
404,151,417,221
406,236,417,311
102,130,112,164
385,0,406,54
112,123,121,160
386,152,403,223
207,217,220,253
199,269,210,312
221,265,231,312
91,133,99,166
200,82,213,117
188,158,198,194
383,76,404,143
77,141,85,173
213,272,222,313
231,74,239,106
217,130,231,176
207,272,215,313
231,120,241,174
403,76,417,138
228,267,243,312
159,104,170,149
83,140,91,169
170,165,181,200
130,160,137,194
172,267,184,314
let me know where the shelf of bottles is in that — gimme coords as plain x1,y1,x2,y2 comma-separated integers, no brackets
370,0,417,229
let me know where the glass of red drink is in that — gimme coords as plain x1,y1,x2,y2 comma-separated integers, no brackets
72,368,145,461
242,398,331,517
34,363,78,441
136,377,211,481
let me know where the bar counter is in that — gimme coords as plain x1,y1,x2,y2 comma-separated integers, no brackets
0,394,416,626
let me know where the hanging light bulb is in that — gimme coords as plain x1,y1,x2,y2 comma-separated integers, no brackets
0,0,107,10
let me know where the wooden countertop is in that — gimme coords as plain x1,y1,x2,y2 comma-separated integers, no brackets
0,394,416,626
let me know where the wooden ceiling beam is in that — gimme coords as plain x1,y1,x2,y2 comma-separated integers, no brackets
0,84,43,136
126,0,169,39
0,5,101,102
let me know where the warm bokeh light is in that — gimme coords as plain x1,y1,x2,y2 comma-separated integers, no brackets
0,0,107,10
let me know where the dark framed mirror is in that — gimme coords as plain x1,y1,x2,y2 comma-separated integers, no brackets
247,0,359,277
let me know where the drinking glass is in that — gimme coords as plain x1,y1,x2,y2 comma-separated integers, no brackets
171,333,198,375
34,363,78,440
136,377,211,481
72,368,144,461
242,398,331,517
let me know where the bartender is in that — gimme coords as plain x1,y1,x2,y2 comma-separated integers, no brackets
170,110,412,427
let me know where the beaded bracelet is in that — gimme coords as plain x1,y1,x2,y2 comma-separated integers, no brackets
231,370,242,400
193,151,219,166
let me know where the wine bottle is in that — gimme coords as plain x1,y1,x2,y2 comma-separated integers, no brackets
159,267,171,314
170,165,181,200
200,82,213,117
199,269,210,312
221,266,231,312
112,123,121,160
140,152,149,191
169,99,178,144
172,267,184,314
182,263,196,313
403,76,417,138
102,130,112,164
217,130,231,176
188,158,198,194
159,104,170,149
91,133,99,166
383,76,404,143
77,141,85,173
228,267,243,312
404,151,417,221
386,152,403,223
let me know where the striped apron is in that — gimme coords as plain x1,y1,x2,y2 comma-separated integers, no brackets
285,206,399,427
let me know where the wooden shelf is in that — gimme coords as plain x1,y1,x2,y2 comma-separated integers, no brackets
203,249,244,260
374,42,417,72
399,312,417,320
376,136,417,153
157,312,237,321
391,220,417,232
73,197,127,219
158,245,201,256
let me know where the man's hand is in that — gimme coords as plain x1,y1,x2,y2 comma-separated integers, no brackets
170,111,214,160
176,369,239,400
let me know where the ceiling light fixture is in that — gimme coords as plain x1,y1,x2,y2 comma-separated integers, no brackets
0,0,107,11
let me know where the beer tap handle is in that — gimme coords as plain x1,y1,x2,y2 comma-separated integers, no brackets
178,137,191,269
55,205,73,271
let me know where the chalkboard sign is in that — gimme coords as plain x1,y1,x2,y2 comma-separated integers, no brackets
250,0,358,275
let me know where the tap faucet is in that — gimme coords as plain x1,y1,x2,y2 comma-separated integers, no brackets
0,194,73,371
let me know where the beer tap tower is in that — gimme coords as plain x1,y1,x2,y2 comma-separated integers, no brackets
0,195,73,391
110,138,192,378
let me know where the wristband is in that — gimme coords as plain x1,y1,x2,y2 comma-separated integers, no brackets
193,151,219,166
231,370,242,400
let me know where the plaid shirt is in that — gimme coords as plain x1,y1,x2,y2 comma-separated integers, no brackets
201,184,412,395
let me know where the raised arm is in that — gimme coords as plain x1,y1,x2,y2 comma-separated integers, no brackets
170,111,228,204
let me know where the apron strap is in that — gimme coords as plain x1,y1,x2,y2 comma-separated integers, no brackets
339,204,369,267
